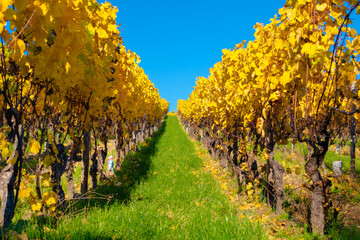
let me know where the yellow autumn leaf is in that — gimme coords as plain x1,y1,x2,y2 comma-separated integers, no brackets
330,10,342,19
269,91,280,102
86,23,95,35
316,3,327,11
42,179,52,188
262,151,269,160
14,0,26,11
246,182,253,190
2,147,9,158
4,7,16,21
1,0,13,12
274,39,284,49
107,24,118,33
279,71,291,86
43,191,57,206
29,140,41,154
31,202,42,211
7,151,18,165
34,0,48,15
240,162,247,171
18,187,33,201
42,155,56,168
297,0,307,7
328,26,339,35
15,39,26,58
247,189,254,196
301,42,317,57
65,62,71,74
97,28,108,38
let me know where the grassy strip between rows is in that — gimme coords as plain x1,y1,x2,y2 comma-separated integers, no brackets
17,115,266,239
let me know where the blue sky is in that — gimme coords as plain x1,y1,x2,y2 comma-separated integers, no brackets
109,0,360,112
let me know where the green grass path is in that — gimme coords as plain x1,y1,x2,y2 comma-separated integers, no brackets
27,116,266,239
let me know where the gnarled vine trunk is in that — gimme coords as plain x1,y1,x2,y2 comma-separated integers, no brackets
81,131,91,194
265,122,284,214
220,141,229,169
90,150,98,189
66,138,80,199
51,144,67,209
97,142,108,179
115,120,123,170
0,124,23,230
0,164,16,230
267,158,285,214
247,152,259,181
305,141,330,235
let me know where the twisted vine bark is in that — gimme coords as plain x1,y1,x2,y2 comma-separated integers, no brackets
305,140,330,235
66,138,81,199
81,131,91,194
265,119,284,214
115,120,123,170
0,123,23,230
51,144,67,209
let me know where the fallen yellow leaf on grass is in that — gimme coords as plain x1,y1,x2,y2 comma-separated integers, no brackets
221,183,228,190
31,202,42,211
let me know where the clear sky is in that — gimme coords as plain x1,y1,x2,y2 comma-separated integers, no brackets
108,0,360,112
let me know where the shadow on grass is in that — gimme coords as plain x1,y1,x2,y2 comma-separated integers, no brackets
65,118,167,212
328,224,360,240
